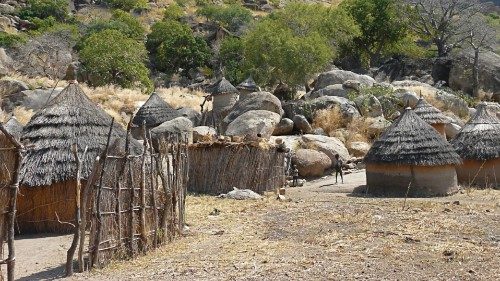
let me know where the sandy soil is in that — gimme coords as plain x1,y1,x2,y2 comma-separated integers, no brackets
5,171,500,280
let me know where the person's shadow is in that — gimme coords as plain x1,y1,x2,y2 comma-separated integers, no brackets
17,264,65,281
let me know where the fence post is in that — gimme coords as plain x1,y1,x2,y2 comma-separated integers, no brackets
147,132,159,248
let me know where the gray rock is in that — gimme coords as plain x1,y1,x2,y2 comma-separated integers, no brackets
348,141,371,157
366,116,391,137
354,94,384,118
449,50,500,95
151,117,194,143
393,89,419,108
223,187,263,200
193,126,217,142
343,80,362,91
314,69,375,91
307,84,349,99
0,4,15,14
445,123,461,139
273,118,294,136
225,110,281,139
292,149,332,177
468,107,477,117
300,134,350,163
0,78,29,97
223,91,283,129
293,115,312,134
177,107,201,126
19,88,63,111
435,91,469,118
312,127,327,136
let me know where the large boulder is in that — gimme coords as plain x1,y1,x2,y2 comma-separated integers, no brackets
292,149,332,177
307,84,349,99
0,4,15,15
223,91,283,128
273,118,294,136
177,107,201,126
366,116,391,137
225,110,281,139
348,141,371,157
300,134,349,163
449,51,500,95
193,126,217,142
314,70,375,91
353,94,384,118
0,78,29,98
282,96,360,122
151,117,194,143
223,187,263,200
435,91,469,118
393,89,419,108
293,115,312,134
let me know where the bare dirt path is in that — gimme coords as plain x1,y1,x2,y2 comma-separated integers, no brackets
8,171,500,280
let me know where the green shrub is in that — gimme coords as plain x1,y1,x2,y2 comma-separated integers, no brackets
19,0,69,21
163,3,184,21
85,9,145,40
219,37,246,84
146,20,211,74
101,0,148,11
197,4,253,33
80,29,152,92
0,33,26,48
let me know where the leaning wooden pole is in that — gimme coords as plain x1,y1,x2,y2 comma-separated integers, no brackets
0,124,23,281
91,118,114,268
66,144,87,276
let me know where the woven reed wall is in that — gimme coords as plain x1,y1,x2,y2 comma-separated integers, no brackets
188,142,286,195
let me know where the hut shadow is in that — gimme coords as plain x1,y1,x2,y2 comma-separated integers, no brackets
347,185,373,198
17,264,65,281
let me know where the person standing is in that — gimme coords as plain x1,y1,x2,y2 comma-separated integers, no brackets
292,165,299,186
334,154,343,184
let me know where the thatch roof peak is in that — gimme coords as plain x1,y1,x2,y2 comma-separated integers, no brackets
132,92,180,127
20,83,142,187
209,77,238,96
237,77,259,91
413,98,450,124
451,103,500,161
364,108,461,166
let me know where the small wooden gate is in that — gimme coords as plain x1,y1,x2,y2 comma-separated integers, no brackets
0,124,23,281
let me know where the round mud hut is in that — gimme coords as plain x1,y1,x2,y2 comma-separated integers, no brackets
131,92,180,139
236,77,260,99
451,103,500,188
209,77,239,115
364,108,462,197
17,82,141,233
413,98,450,138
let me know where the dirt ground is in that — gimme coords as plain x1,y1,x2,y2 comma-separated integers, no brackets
6,171,500,280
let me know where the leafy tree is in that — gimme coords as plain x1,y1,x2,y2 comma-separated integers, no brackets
80,29,152,92
163,3,184,21
340,0,408,67
243,18,333,90
219,37,246,84
101,0,148,11
85,9,145,40
146,20,211,74
406,0,485,57
197,4,253,33
19,0,69,22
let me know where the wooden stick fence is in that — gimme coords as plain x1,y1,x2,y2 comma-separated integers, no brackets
0,124,24,281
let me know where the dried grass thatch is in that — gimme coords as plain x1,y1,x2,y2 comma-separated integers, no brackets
20,82,142,187
236,77,259,92
188,141,286,195
413,98,450,124
364,108,461,166
208,77,238,96
451,103,500,161
132,92,180,128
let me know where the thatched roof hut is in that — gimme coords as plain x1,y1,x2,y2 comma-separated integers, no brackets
451,103,500,188
131,92,180,139
413,98,450,138
364,107,461,197
17,82,142,233
208,77,239,113
237,77,260,97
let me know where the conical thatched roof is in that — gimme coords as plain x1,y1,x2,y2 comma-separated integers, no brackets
413,98,450,124
364,108,461,166
3,117,23,140
20,83,142,187
208,77,238,96
451,103,500,161
132,92,180,127
237,77,259,92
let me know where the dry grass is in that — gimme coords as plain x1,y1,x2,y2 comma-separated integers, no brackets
69,183,500,281
6,75,209,126
311,107,343,136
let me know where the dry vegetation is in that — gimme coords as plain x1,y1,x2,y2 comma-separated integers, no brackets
69,181,499,281
4,75,208,126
